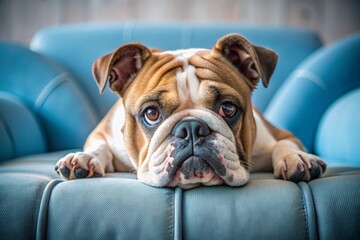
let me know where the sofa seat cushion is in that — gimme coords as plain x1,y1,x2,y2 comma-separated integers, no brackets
183,168,360,240
0,173,52,239
0,150,76,179
1,150,359,240
309,169,360,239
37,178,177,240
26,167,358,240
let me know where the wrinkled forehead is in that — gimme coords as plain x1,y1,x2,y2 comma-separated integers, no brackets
161,49,210,103
166,47,251,96
126,48,251,110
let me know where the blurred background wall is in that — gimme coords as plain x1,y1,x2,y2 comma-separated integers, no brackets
0,0,359,46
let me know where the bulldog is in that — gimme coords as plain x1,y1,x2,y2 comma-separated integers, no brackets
56,34,326,189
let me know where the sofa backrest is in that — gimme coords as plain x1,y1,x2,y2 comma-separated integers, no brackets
0,43,98,156
30,22,322,118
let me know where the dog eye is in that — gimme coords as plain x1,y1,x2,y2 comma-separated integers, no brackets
219,102,237,118
143,107,163,125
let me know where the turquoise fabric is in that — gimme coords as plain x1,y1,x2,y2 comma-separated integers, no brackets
315,88,360,166
0,43,98,155
266,33,360,154
0,93,45,161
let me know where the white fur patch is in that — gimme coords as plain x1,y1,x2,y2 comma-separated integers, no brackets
176,64,200,102
161,48,208,58
110,104,134,170
164,49,204,103
252,110,277,156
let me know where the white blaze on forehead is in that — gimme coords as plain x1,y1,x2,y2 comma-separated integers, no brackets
162,49,208,103
176,64,199,102
161,48,208,58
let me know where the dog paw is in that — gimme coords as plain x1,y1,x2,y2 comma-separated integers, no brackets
274,151,327,182
55,152,105,179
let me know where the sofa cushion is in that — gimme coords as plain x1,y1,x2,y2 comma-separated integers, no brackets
315,88,360,166
36,178,178,240
265,33,360,152
0,150,75,178
0,93,46,161
183,179,310,240
0,173,52,239
1,149,359,240
309,170,360,239
0,42,98,152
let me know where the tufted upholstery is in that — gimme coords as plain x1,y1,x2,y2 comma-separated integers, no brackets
1,23,359,239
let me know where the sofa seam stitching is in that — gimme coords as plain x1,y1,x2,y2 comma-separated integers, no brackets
298,183,310,240
293,69,328,91
36,179,63,240
34,72,70,111
174,187,183,240
166,190,175,240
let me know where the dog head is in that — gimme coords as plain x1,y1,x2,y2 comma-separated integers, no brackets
92,34,278,188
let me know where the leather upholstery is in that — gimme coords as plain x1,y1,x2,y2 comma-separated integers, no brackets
0,42,98,155
0,23,359,239
0,93,45,161
315,88,360,166
266,33,360,152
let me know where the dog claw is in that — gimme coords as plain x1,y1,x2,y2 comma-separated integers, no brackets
297,162,305,172
71,158,79,168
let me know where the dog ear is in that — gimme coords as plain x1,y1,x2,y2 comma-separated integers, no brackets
92,43,152,94
213,34,278,88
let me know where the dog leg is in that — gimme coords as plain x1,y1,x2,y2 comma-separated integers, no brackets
252,109,326,182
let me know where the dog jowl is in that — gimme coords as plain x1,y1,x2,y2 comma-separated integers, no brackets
56,34,326,188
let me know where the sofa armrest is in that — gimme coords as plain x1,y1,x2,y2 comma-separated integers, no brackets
0,93,46,161
265,33,360,152
0,42,98,152
315,88,360,166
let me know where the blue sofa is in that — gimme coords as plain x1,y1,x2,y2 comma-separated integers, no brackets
1,23,359,240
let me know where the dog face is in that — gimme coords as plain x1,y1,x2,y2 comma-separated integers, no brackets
92,34,278,188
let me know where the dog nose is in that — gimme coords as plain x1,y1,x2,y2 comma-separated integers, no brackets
172,119,211,142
